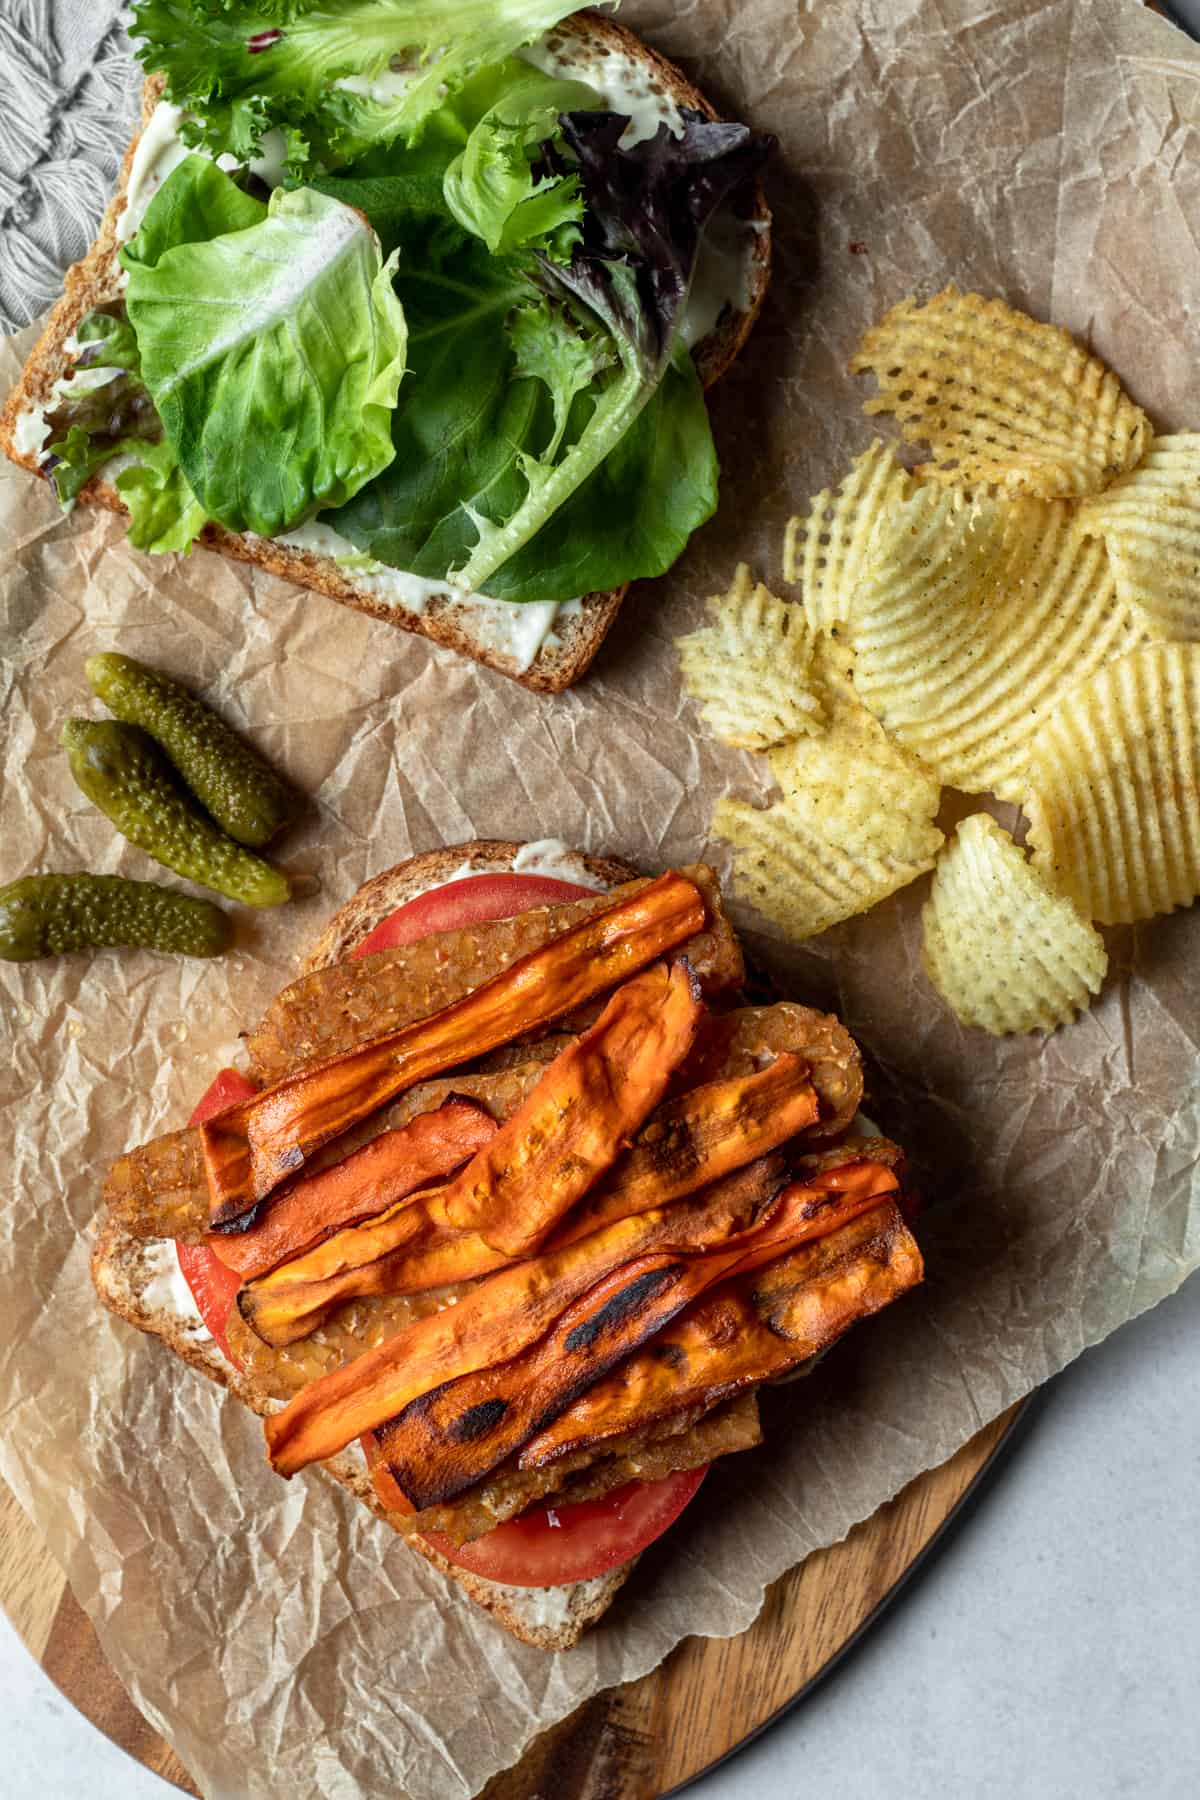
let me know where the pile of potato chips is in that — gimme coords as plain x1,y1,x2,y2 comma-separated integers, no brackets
677,285,1200,1035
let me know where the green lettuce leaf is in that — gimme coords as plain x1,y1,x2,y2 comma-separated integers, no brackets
310,57,599,259
44,309,210,552
75,310,142,372
121,155,407,536
129,0,595,176
48,398,210,556
115,441,212,553
326,241,717,602
438,110,769,593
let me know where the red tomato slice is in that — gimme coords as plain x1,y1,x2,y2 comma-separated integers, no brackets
176,1068,261,1366
351,872,598,957
420,1468,709,1588
176,877,709,1582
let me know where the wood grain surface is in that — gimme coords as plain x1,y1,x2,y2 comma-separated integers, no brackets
1,1401,1026,1799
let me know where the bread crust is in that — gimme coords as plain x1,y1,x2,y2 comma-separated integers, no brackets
89,839,645,1648
0,11,772,693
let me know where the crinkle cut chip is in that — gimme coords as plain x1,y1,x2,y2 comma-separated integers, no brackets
783,439,914,634
676,566,823,751
849,285,1149,498
1078,434,1200,641
848,486,1157,800
1025,643,1200,925
921,813,1107,1035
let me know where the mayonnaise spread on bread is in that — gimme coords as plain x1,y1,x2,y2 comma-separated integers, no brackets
141,1239,213,1343
273,518,570,673
402,840,611,904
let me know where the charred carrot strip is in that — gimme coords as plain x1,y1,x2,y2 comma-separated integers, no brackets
442,960,704,1254
206,1098,496,1281
551,1054,821,1249
238,1056,820,1349
371,1162,906,1508
203,871,707,1230
518,1194,924,1471
238,1182,466,1347
262,1154,786,1476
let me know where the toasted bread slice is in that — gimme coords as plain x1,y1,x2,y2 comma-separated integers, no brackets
90,840,644,1648
0,10,771,693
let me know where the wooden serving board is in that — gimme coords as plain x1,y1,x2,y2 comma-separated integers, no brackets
0,1400,1026,1798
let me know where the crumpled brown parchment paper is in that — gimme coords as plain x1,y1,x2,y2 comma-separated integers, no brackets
2,2,1199,1795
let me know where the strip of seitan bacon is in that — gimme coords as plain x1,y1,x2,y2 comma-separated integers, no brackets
520,1191,923,1470
368,1162,904,1509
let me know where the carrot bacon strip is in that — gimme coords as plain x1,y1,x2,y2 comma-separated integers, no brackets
246,865,743,1085
551,1053,821,1249
441,959,704,1255
518,1197,923,1471
371,1163,906,1509
203,871,707,1230
238,1055,820,1349
262,1155,787,1475
206,1098,497,1280
238,1183,495,1346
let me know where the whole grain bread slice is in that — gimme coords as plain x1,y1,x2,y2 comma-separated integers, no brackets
90,1219,633,1648
89,839,644,1648
0,9,771,693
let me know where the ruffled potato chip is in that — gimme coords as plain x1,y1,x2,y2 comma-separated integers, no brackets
783,439,914,633
1026,643,1200,924
713,645,943,940
768,640,944,864
849,486,1154,800
922,814,1107,1034
849,285,1148,498
714,797,940,942
676,566,823,751
1078,434,1200,640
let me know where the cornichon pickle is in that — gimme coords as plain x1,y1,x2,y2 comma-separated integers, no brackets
0,874,230,960
62,720,291,908
85,653,295,848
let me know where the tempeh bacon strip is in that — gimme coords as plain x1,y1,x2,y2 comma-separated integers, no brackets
203,871,707,1230
441,959,704,1255
520,1190,924,1470
262,1154,787,1475
237,1054,821,1348
206,1098,497,1281
370,1162,906,1509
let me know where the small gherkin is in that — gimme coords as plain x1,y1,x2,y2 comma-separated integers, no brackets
0,873,230,961
85,652,295,848
62,719,291,907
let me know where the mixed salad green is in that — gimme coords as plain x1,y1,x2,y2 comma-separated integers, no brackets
47,0,772,603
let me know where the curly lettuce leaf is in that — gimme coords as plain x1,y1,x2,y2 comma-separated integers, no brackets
48,418,210,556
441,69,597,256
45,311,211,549
121,155,407,536
75,310,142,372
129,0,598,175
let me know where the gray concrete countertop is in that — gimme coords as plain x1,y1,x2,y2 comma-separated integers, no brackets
0,1272,1195,1799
